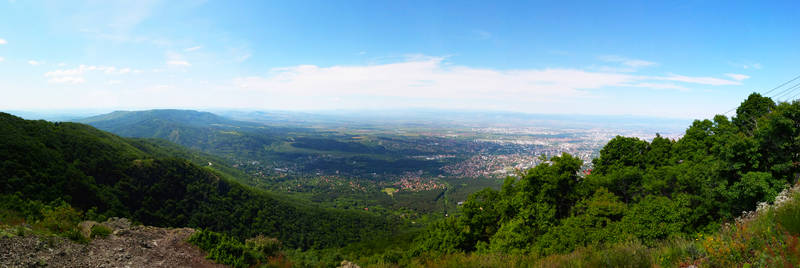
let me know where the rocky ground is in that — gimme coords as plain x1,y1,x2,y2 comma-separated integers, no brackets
0,218,225,268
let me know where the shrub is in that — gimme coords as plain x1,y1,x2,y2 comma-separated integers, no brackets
189,229,261,268
90,224,112,238
40,202,82,234
246,235,282,258
64,229,89,243
774,192,800,235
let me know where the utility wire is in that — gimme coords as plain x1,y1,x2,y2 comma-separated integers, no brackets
724,74,800,115
763,73,800,96
770,81,800,100
785,89,800,103
772,82,800,101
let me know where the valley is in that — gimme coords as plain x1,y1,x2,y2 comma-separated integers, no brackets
75,109,684,217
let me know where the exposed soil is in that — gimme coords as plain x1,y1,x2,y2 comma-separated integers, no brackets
0,218,226,268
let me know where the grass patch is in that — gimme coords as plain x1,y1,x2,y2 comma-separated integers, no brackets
90,224,112,238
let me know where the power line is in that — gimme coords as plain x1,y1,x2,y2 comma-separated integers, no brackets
785,89,800,103
770,81,800,100
763,73,800,96
772,82,800,101
724,73,800,116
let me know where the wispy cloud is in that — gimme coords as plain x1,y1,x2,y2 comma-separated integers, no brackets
599,55,657,68
730,62,762,70
165,51,192,66
234,56,739,102
0,38,6,45
625,82,688,91
473,30,492,40
166,60,191,66
184,46,202,52
28,60,42,66
725,73,750,81
44,64,135,84
0,57,4,62
227,46,252,63
48,76,85,84
650,74,741,86
45,65,133,76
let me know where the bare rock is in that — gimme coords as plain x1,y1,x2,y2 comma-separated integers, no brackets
339,260,361,268
0,224,225,267
77,221,98,238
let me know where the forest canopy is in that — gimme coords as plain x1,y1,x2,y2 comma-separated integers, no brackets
413,93,795,256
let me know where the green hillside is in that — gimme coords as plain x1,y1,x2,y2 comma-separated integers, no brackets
371,93,800,267
76,109,423,177
78,109,284,158
0,112,392,250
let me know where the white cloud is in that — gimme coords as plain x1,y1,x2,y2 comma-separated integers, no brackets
106,80,122,85
166,60,191,66
44,64,135,84
650,74,741,86
599,55,657,68
725,73,750,81
48,76,85,84
58,62,67,66
28,60,42,66
735,63,762,70
45,64,132,77
184,46,202,52
233,56,738,102
0,57,4,62
0,38,6,45
625,82,688,91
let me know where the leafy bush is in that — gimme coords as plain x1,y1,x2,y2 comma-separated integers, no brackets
64,228,89,244
189,229,285,268
39,202,82,234
775,192,800,235
90,224,112,238
246,235,282,258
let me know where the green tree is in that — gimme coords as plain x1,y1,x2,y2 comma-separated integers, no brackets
734,93,775,135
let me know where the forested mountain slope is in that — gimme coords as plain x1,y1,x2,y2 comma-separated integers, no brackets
78,110,285,158
397,93,800,266
0,112,392,250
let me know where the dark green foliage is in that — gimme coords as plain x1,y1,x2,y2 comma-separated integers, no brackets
292,137,387,153
734,93,775,135
189,229,259,268
189,229,288,268
412,93,800,260
0,112,392,250
619,194,691,244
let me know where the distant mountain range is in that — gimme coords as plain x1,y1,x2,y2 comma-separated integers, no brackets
77,110,291,159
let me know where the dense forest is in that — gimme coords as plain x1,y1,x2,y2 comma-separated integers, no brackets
403,93,798,264
0,113,392,250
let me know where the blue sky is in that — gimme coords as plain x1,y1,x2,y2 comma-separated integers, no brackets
0,0,798,119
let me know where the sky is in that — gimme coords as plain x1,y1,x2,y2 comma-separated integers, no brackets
0,0,798,119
